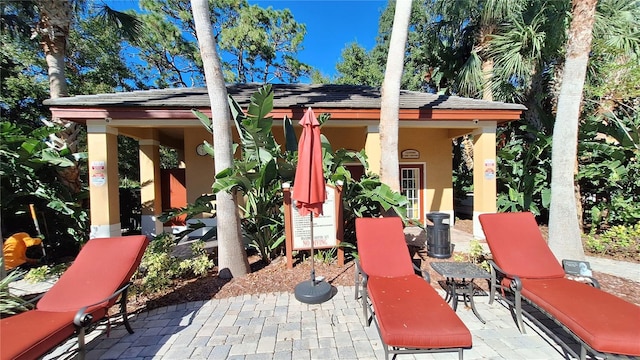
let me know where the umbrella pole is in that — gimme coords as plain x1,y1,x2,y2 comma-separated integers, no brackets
309,213,316,285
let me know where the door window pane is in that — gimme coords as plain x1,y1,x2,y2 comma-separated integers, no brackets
401,167,420,220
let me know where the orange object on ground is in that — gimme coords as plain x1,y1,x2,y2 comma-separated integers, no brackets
3,232,42,270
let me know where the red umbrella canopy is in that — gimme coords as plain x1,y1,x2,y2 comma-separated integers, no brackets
292,107,326,217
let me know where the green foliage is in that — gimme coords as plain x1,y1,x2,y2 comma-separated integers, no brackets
0,266,30,317
496,123,552,217
579,13,640,231
335,43,384,86
584,224,640,261
0,31,49,128
23,263,67,283
137,233,214,294
196,85,411,264
579,113,640,229
135,0,310,87
0,122,88,258
211,84,291,261
66,15,139,95
452,239,489,271
313,248,337,264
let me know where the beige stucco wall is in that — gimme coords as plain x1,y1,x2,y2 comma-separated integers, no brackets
399,128,453,214
273,124,454,221
184,128,216,203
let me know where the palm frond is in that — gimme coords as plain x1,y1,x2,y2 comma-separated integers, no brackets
456,51,484,98
96,5,143,43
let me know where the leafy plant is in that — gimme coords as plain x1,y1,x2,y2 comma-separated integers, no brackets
136,233,214,294
205,84,294,262
584,223,640,261
192,84,411,265
24,263,68,283
496,123,552,217
579,111,640,231
0,121,88,259
0,267,30,317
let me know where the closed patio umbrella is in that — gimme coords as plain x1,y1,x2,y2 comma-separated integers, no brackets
292,107,332,304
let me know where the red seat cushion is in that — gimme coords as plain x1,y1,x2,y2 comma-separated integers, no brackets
37,235,148,313
521,278,640,356
0,310,76,360
367,275,472,349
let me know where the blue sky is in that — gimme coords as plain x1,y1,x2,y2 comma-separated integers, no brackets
249,1,387,79
106,0,387,81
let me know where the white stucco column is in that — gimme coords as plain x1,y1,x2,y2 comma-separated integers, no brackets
472,123,497,239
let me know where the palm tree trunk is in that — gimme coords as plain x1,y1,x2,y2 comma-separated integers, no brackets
43,36,69,98
191,0,249,278
548,0,597,261
481,57,494,101
38,0,83,193
380,0,412,193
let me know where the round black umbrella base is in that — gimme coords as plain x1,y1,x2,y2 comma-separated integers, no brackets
294,280,332,304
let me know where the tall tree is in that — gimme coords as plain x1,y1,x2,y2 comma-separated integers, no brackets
548,0,598,261
335,43,384,86
379,0,412,193
136,0,309,87
5,0,141,193
191,0,250,278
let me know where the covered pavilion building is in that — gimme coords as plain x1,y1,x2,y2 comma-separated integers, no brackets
43,84,526,239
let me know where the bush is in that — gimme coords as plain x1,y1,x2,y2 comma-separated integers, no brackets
24,263,68,283
137,233,214,294
584,224,640,261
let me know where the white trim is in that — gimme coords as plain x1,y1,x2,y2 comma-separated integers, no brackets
399,162,427,223
89,223,121,239
86,121,118,135
472,211,490,239
472,123,497,135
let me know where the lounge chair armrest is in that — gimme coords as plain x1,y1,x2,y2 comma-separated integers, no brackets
586,276,600,288
561,259,600,288
354,260,368,283
565,274,601,288
487,259,522,290
413,263,431,282
73,282,132,328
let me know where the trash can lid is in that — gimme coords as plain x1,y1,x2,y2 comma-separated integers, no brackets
426,212,450,219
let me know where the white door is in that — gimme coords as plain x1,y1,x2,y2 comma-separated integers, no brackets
400,164,424,222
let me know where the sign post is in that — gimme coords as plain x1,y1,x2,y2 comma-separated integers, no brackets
283,183,343,269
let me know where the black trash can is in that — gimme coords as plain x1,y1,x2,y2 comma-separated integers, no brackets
426,212,452,258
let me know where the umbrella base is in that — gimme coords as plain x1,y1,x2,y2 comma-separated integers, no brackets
294,279,332,304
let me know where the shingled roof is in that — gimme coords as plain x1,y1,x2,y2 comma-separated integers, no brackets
44,83,526,111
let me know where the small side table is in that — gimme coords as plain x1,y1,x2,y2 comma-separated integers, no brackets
430,262,491,323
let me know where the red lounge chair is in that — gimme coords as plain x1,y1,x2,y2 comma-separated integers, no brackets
1,235,149,360
479,212,640,360
355,217,472,360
